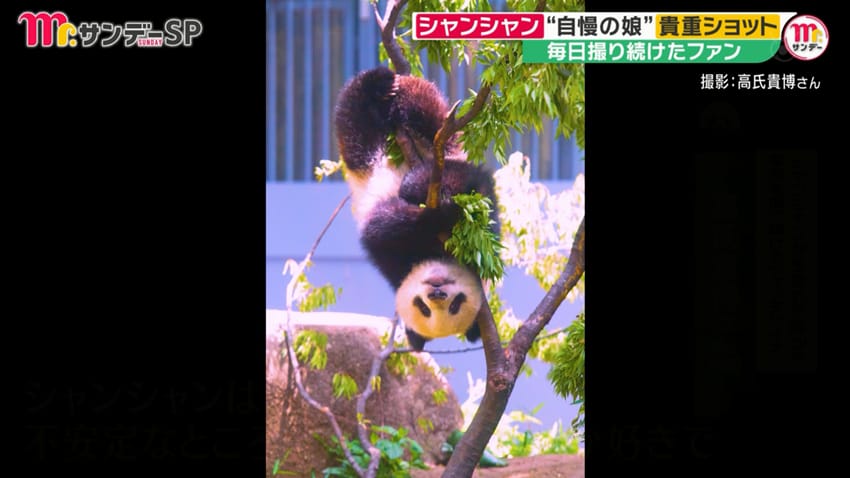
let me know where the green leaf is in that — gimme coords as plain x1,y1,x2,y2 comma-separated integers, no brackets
409,439,424,454
531,402,545,416
386,350,418,376
298,283,339,312
376,439,404,460
331,373,358,400
546,312,585,431
444,192,505,281
417,416,435,433
370,375,381,393
386,132,405,168
432,389,448,405
294,331,328,371
372,424,397,437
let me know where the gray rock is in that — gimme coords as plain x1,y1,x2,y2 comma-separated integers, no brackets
266,310,464,477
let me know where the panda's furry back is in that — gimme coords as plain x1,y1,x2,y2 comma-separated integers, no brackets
333,66,499,349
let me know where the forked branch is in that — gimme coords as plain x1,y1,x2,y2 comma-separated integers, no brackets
372,0,411,75
443,216,585,478
282,194,368,476
426,86,492,209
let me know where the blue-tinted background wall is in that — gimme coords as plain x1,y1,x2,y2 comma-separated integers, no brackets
267,0,585,433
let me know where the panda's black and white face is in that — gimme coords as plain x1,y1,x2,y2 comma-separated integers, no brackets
396,260,483,340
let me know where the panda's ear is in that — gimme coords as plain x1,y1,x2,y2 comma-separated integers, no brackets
406,328,428,352
465,321,481,343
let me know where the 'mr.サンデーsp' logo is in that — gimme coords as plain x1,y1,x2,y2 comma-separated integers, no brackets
17,11,203,48
783,14,828,60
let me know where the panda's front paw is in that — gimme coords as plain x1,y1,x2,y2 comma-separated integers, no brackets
384,75,401,100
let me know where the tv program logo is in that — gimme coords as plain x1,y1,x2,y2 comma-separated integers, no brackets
17,11,203,48
783,14,828,60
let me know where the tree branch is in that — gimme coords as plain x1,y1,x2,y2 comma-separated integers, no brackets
373,0,410,75
426,0,547,209
282,313,365,476
508,216,585,373
356,315,401,478
282,193,367,476
426,86,492,209
441,286,510,477
442,216,585,478
475,288,508,380
305,193,351,265
393,327,568,355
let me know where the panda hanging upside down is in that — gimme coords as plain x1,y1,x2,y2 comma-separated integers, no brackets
334,66,500,351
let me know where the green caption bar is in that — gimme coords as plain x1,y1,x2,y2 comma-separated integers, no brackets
522,39,780,63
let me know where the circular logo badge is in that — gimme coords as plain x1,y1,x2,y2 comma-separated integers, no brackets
783,14,829,61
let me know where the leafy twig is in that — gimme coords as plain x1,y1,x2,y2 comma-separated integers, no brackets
282,194,366,476
282,312,364,475
356,315,402,478
426,0,551,210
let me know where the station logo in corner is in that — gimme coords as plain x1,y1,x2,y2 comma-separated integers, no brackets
17,11,202,48
783,14,828,60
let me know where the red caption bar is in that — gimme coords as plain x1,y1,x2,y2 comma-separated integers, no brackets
413,12,545,40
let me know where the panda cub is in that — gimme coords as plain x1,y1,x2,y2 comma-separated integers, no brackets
334,66,499,351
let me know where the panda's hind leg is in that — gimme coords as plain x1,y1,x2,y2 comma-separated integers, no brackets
334,67,399,173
